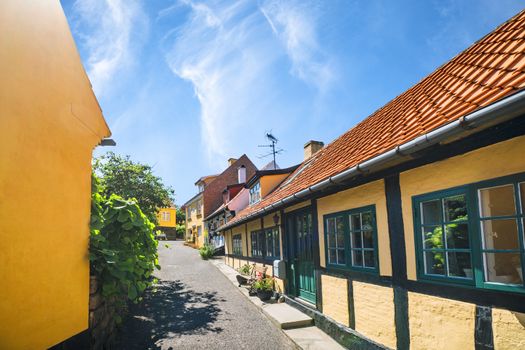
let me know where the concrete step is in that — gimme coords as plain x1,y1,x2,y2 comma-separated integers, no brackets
262,303,313,329
285,326,346,350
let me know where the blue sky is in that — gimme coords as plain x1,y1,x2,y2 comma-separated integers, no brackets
61,0,524,205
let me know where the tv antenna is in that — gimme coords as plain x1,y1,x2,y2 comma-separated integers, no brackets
258,132,284,170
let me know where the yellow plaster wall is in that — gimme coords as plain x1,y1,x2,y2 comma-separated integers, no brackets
261,173,290,198
321,275,349,326
492,309,525,349
316,180,391,275
0,1,110,348
408,292,475,349
400,135,525,280
263,212,280,228
156,207,176,227
353,281,396,349
284,200,311,213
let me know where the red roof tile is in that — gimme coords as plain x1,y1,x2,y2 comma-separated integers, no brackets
226,10,525,228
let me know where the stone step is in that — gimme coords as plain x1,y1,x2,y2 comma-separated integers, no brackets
262,303,313,330
285,326,346,350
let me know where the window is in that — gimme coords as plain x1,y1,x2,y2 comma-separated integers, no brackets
413,174,525,292
250,227,281,260
265,227,280,259
197,226,202,236
162,211,171,221
232,234,242,256
414,190,472,281
249,181,261,205
478,183,524,286
251,230,264,257
324,205,378,272
196,200,202,216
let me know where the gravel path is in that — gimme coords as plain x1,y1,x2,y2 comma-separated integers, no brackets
115,241,296,350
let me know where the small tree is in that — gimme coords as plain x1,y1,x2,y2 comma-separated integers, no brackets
93,152,175,224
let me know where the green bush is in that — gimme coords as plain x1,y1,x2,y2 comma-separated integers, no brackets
199,244,215,260
175,224,186,239
239,263,251,275
253,277,274,292
90,176,160,312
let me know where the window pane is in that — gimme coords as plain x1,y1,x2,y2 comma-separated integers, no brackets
328,231,336,248
352,250,363,267
351,214,361,231
423,225,443,249
479,185,516,218
424,251,445,275
422,199,442,225
484,252,523,284
363,230,374,248
327,218,335,234
364,250,375,268
481,219,520,250
329,249,337,264
447,252,472,278
361,211,373,230
446,223,470,249
444,195,468,221
337,249,346,265
351,232,362,248
336,230,345,248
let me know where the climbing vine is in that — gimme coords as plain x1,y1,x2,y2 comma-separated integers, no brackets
90,175,160,309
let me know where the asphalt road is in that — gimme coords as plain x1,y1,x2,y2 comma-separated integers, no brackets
115,240,296,350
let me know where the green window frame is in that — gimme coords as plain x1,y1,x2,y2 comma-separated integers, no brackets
265,226,280,260
232,234,242,256
251,230,264,257
324,205,379,273
413,172,525,293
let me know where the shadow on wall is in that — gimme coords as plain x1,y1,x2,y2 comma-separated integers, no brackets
115,279,225,350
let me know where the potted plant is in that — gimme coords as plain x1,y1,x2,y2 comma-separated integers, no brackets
236,264,251,286
253,277,274,301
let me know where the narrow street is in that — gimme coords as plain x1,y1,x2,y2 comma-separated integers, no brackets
116,241,296,350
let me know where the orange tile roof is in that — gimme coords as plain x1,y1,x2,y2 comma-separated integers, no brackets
227,9,525,228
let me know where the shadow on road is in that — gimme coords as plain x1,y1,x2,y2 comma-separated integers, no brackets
116,278,225,349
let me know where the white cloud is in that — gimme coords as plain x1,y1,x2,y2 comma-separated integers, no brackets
71,0,147,95
260,0,334,91
163,0,332,166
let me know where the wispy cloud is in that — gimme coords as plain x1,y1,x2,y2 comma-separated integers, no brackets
71,0,147,95
260,0,334,91
162,0,332,166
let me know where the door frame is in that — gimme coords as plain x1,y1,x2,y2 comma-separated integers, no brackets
283,201,321,307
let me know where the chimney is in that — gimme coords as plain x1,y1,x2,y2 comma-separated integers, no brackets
238,165,246,183
228,158,237,166
304,140,324,160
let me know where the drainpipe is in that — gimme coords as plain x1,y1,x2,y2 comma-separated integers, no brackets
220,89,525,231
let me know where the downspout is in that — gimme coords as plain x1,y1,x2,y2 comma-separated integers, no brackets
221,89,525,231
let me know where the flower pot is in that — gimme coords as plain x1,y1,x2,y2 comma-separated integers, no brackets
236,275,248,286
257,290,273,301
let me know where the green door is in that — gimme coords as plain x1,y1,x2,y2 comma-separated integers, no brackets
286,208,316,304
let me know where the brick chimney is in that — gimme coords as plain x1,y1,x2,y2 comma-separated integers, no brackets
228,158,237,166
304,140,324,160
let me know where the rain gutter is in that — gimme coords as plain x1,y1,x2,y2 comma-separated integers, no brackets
220,89,525,231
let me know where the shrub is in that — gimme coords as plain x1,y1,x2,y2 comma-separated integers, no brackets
199,244,215,260
90,176,160,310
253,277,274,292
239,264,251,275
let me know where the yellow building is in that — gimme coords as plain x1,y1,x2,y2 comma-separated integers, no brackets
185,194,205,247
157,207,177,227
220,10,525,350
0,1,111,349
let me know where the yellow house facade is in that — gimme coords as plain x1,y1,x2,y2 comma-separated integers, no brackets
157,207,177,227
0,1,111,349
185,194,206,247
219,11,525,350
